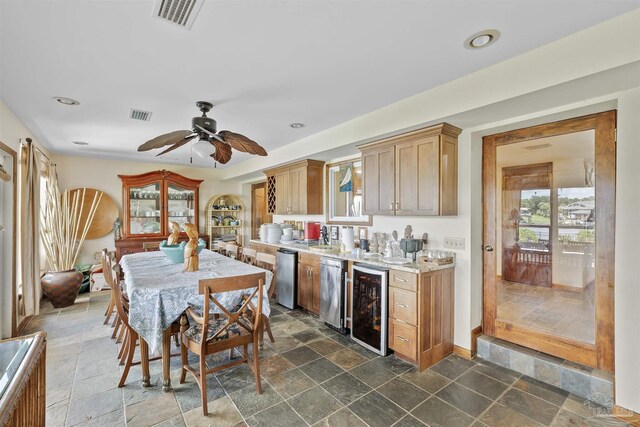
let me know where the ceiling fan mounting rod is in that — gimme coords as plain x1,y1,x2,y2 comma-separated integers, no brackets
195,101,213,117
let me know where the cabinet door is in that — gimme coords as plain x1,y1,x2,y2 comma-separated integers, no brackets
396,136,440,216
275,170,290,214
310,265,321,315
288,166,307,214
362,145,395,215
166,181,197,232
126,181,164,237
297,263,311,309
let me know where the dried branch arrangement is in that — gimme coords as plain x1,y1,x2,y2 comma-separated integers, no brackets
40,169,103,271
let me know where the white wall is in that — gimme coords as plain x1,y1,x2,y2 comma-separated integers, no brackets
51,154,241,264
236,11,640,409
612,88,640,412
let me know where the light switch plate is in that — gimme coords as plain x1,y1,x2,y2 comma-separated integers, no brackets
444,237,465,250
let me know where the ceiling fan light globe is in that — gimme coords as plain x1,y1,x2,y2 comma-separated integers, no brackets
193,139,212,158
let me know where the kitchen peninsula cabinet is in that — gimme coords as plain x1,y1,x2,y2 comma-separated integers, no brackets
115,170,204,260
358,123,461,216
264,159,325,215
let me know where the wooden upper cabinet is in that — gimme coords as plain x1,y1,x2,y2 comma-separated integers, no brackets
265,160,324,215
358,123,461,216
362,144,395,215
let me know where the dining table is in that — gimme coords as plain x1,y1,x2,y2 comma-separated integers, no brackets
119,248,273,391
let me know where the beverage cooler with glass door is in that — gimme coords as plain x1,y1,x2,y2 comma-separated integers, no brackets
350,264,389,356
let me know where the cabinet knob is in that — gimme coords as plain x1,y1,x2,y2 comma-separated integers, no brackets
389,202,394,210
396,335,408,342
397,303,408,308
395,201,400,211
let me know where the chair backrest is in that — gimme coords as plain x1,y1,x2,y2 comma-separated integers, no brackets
225,244,239,260
101,249,129,326
255,253,277,298
143,241,160,252
216,241,227,254
191,272,265,346
241,248,257,265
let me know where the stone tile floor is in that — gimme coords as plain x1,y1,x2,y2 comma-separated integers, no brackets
23,291,631,427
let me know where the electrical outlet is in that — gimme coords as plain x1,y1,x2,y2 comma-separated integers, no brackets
444,237,465,250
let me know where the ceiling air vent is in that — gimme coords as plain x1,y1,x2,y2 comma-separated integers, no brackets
130,108,152,122
152,0,204,30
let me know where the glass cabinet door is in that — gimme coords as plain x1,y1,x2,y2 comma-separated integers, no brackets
128,182,162,235
167,183,195,229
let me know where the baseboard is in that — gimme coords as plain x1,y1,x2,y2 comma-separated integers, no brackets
453,345,473,360
613,405,640,427
551,283,584,292
15,315,32,337
470,325,483,357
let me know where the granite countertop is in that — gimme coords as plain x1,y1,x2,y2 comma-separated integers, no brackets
249,240,455,274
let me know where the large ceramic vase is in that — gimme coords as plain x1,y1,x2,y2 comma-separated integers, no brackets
41,269,83,308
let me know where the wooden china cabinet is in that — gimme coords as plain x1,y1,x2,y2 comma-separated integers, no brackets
115,170,206,260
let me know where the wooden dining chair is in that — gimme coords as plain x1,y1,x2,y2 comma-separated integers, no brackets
255,252,276,348
241,248,257,265
180,272,265,416
101,249,151,387
215,241,228,255
225,244,240,260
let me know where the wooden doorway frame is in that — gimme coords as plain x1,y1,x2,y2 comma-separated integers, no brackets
482,110,616,372
250,182,268,241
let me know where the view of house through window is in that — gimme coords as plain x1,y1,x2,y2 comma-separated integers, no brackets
496,130,596,344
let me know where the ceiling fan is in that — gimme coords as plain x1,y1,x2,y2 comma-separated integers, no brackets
137,101,267,165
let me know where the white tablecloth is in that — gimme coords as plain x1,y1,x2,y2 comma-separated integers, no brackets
120,249,272,353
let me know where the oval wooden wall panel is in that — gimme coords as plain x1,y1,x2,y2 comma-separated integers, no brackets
68,188,119,239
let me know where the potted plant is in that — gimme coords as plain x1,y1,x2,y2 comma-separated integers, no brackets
40,176,103,308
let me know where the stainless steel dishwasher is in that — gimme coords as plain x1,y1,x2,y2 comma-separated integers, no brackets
320,257,348,334
276,248,298,309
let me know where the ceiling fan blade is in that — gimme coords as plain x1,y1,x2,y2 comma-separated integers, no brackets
194,124,225,143
138,130,194,152
218,130,267,156
210,140,232,164
155,135,197,156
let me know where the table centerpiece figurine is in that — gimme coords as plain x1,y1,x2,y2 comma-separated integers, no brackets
167,221,180,245
184,223,199,272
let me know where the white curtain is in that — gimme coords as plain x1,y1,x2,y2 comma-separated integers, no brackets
19,140,42,317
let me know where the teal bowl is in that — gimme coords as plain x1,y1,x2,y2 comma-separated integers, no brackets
159,239,206,264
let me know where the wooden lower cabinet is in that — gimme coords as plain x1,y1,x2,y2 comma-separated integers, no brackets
388,267,454,371
297,252,320,314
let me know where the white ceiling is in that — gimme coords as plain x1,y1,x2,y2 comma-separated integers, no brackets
1,0,638,169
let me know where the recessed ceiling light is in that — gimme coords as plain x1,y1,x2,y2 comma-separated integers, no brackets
72,141,89,146
53,96,80,106
464,29,500,50
289,123,305,129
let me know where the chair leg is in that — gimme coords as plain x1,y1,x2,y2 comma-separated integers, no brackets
252,337,262,394
264,316,275,343
118,331,137,387
116,320,126,343
199,356,208,416
179,315,188,384
111,315,120,339
173,333,179,348
118,329,129,365
103,295,114,324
